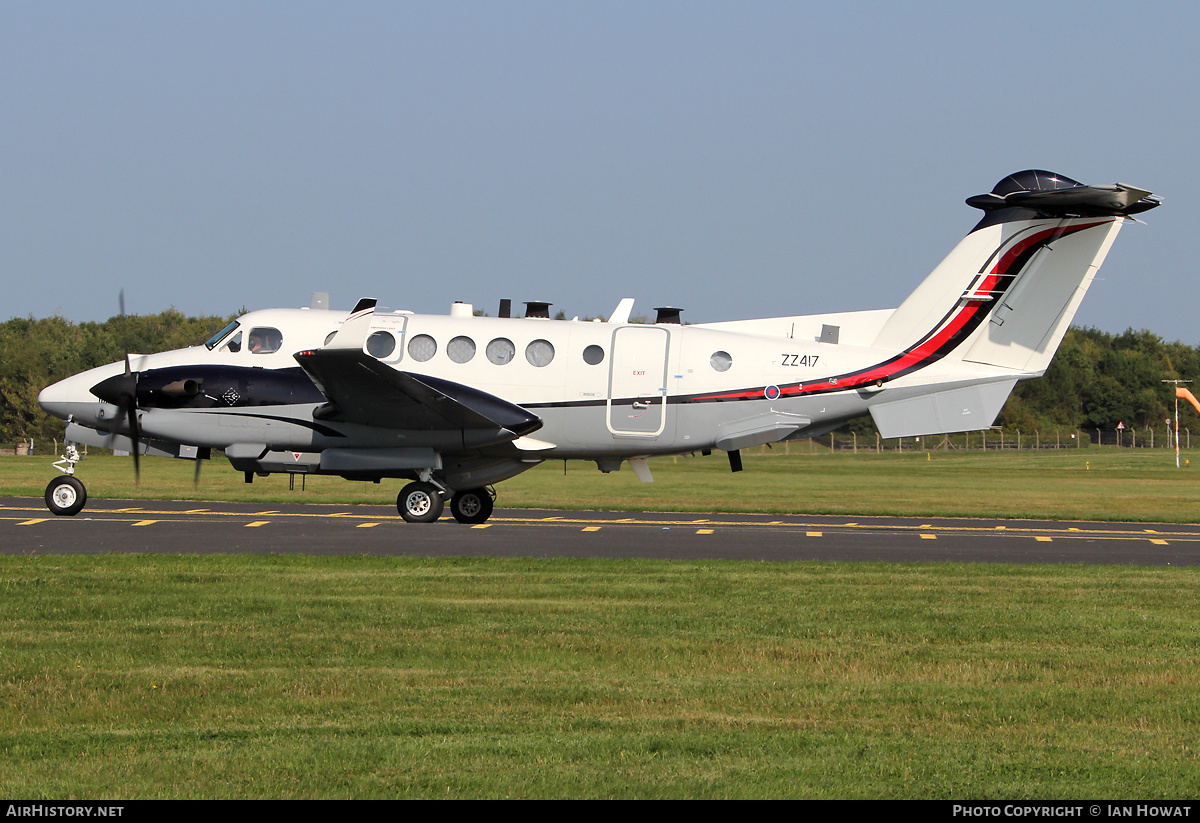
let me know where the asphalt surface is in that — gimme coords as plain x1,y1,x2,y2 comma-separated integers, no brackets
3,497,1200,564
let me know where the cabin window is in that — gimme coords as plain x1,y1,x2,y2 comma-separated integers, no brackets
525,339,554,367
366,331,396,359
248,327,283,354
408,334,437,362
486,338,515,365
710,351,732,372
582,344,604,365
447,336,476,363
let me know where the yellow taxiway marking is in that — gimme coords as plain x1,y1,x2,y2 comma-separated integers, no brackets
582,526,601,532
4,504,1200,544
356,522,379,528
18,519,50,526
245,521,270,528
132,520,158,527
807,531,822,537
697,529,714,535
1151,539,1168,545
471,524,491,529
1035,536,1052,542
920,533,937,540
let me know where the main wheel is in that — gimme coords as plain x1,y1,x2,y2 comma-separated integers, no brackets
450,488,494,524
45,476,87,516
397,481,444,523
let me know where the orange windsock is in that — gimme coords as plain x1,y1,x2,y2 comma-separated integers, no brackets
1176,387,1200,415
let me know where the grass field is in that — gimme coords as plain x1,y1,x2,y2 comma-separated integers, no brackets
3,449,1200,798
2,555,1199,799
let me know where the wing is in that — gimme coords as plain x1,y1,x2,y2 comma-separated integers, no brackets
294,347,542,437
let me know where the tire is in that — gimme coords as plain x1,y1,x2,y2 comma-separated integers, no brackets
450,488,494,524
397,481,444,523
45,476,87,516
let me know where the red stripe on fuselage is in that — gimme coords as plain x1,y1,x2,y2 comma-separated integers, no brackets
692,220,1109,402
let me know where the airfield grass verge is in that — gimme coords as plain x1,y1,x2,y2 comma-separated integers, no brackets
4,447,1200,522
2,555,1199,799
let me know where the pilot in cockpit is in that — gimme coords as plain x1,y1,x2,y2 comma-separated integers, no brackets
248,327,282,354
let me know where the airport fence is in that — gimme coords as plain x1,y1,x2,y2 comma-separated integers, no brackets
785,427,1193,454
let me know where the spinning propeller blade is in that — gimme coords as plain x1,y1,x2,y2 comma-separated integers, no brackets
90,291,143,483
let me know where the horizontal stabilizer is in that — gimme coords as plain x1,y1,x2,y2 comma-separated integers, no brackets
869,379,1016,439
966,171,1160,217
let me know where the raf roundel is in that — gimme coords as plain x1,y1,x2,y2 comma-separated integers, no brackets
764,385,781,401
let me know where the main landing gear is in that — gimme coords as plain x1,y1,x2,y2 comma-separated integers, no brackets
45,444,87,516
396,481,495,525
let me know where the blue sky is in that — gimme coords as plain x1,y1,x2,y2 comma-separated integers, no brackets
3,2,1196,341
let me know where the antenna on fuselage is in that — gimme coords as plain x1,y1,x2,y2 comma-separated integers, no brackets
608,298,635,324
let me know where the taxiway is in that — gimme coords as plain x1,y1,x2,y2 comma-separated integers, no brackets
3,498,1198,565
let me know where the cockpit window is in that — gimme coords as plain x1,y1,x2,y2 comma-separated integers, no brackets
248,327,283,354
224,331,243,353
205,321,240,350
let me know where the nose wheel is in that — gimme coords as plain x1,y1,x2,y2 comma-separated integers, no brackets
45,475,87,516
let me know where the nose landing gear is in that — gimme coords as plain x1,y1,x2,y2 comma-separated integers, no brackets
45,444,87,516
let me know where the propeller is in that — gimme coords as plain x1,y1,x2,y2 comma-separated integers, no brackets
89,291,142,482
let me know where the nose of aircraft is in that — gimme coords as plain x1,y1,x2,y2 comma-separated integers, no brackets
38,375,79,420
38,364,123,421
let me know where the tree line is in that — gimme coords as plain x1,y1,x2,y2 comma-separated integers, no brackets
2,311,1198,446
1,310,236,446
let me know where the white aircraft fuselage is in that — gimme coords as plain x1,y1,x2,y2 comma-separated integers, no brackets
37,170,1161,522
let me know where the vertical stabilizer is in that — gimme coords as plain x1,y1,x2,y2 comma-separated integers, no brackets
871,171,1158,376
